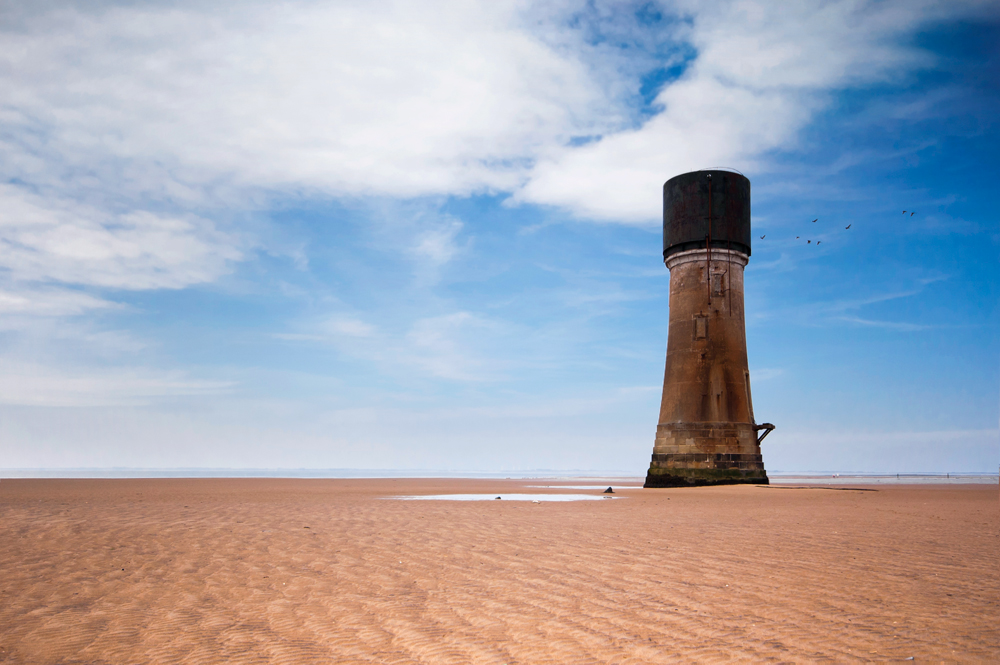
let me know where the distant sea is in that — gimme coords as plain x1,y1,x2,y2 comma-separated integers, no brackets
1,469,996,483
0,468,643,480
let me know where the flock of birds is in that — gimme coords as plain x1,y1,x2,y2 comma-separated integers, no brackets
758,210,916,245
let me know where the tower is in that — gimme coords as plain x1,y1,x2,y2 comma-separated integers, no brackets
644,170,773,488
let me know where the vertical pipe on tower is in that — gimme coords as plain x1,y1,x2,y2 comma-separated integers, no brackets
644,170,772,488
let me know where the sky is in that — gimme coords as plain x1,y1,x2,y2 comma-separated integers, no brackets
0,0,997,474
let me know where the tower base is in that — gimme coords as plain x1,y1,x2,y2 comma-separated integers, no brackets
644,453,769,488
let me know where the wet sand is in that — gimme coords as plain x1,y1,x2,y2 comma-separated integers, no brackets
1,478,996,663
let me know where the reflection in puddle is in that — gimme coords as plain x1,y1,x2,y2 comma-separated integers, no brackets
391,494,623,502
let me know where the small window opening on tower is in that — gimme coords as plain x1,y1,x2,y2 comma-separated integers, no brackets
694,316,707,340
711,272,725,296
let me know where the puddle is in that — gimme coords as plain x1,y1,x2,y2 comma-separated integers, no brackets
528,485,641,490
391,494,623,502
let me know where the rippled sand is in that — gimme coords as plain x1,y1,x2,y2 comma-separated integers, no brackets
1,478,996,663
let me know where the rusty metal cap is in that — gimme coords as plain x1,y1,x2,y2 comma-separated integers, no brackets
663,169,751,261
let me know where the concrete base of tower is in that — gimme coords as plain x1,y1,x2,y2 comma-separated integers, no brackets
644,422,769,487
643,453,769,487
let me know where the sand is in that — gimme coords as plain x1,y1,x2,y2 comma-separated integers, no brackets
0,478,996,663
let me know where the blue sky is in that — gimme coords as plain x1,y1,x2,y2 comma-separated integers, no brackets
0,0,997,473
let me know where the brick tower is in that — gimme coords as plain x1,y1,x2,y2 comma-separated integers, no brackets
644,169,773,488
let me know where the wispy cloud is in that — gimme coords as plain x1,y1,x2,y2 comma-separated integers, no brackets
0,287,117,319
0,184,243,290
825,286,935,313
405,312,500,381
835,316,933,332
320,318,377,339
764,275,950,331
276,311,506,382
0,361,234,407
750,367,784,381
273,316,377,342
411,218,465,268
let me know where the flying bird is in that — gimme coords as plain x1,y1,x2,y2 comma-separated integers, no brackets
760,235,765,239
845,224,851,229
910,212,915,216
811,219,818,223
807,240,811,243
903,210,907,214
817,241,822,245
796,236,800,239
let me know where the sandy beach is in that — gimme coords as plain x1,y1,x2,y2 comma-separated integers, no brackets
0,478,996,663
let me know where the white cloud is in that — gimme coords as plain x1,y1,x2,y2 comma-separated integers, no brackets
0,287,116,318
0,1,613,318
0,184,242,290
0,0,984,248
0,0,611,204
517,0,988,222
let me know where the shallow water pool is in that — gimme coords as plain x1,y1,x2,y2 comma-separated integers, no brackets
527,485,641,490
391,493,623,502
